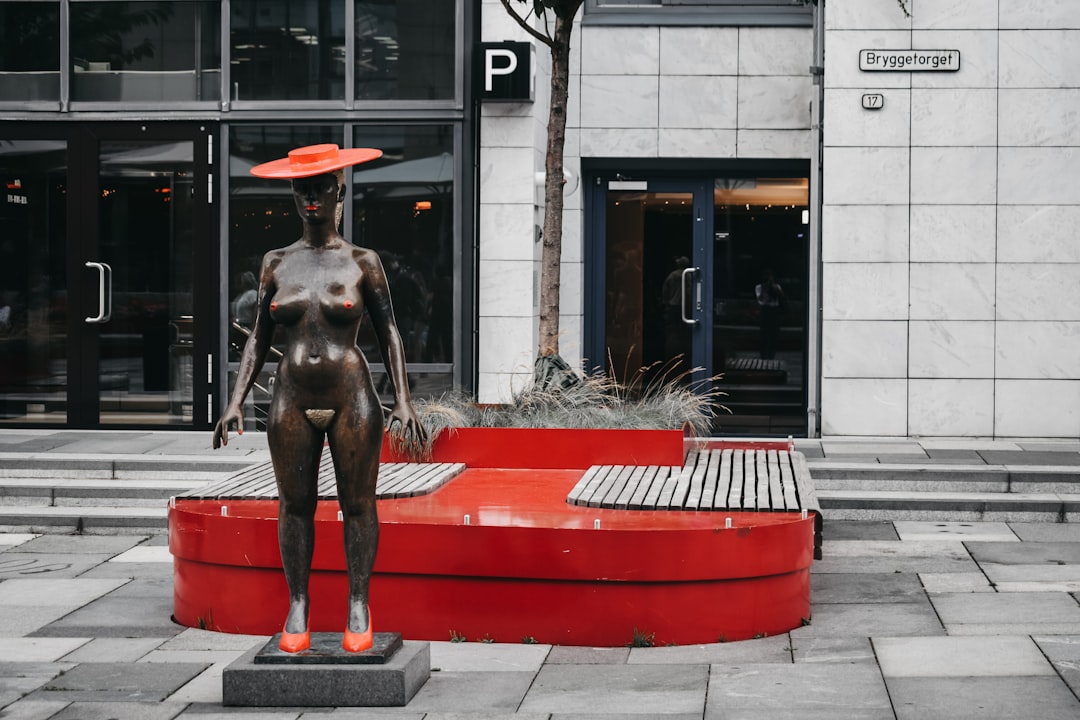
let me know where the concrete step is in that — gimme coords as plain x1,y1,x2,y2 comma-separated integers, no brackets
807,462,1080,494
817,489,1080,522
0,504,168,535
0,454,259,480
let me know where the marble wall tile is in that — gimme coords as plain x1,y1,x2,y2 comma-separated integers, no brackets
999,90,1080,147
658,129,737,158
912,0,998,30
994,380,1080,437
479,203,535,261
997,322,1080,379
738,28,814,76
996,264,1080,321
579,128,658,157
909,206,996,263
559,260,584,315
1000,30,1080,88
823,147,909,205
821,378,908,436
909,263,995,321
825,88,911,147
822,262,909,320
909,320,995,378
580,26,660,76
558,313,584,370
737,76,813,130
1000,1,1080,30
822,320,908,378
480,146,535,204
822,205,910,263
910,89,996,146
998,206,1080,263
479,259,535,317
659,27,738,76
580,75,658,128
481,0,534,40
480,113,538,148
826,0,911,31
560,207,583,262
478,371,533,405
910,30,998,89
911,147,996,205
909,379,995,437
735,129,812,158
824,31,913,89
999,148,1080,205
659,76,738,129
477,316,536,374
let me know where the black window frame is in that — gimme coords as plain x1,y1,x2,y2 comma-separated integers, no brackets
583,0,813,26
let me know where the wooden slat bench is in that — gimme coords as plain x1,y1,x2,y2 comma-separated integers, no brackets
567,448,822,558
179,446,464,501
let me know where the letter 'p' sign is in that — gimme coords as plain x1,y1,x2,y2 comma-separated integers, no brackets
478,42,533,102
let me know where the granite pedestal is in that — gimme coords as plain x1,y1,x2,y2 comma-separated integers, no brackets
222,632,429,706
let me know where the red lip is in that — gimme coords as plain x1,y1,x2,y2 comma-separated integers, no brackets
305,205,318,211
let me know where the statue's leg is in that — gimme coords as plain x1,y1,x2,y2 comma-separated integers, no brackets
267,402,323,645
328,397,383,651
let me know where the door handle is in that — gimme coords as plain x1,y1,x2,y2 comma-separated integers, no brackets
84,261,112,324
680,266,700,326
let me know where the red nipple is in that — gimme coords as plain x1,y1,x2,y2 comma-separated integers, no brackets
269,301,278,312
344,300,354,309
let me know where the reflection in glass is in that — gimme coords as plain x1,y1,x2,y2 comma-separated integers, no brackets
98,141,194,424
70,1,221,102
231,0,345,101
605,190,694,386
355,1,455,100
0,139,68,423
0,2,61,102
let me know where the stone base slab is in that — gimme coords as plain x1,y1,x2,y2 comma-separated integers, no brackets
223,638,429,706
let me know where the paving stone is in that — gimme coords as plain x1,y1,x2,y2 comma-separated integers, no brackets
821,442,927,456
980,450,1080,465
165,659,228,705
893,521,1019,542
29,591,185,638
875,635,1054,677
812,572,926,604
314,711,424,719
79,560,175,580
544,645,629,664
0,607,81,636
0,699,71,720
0,534,36,548
548,715,703,720
790,636,875,663
109,545,172,563
140,648,247,665
791,601,944,638
519,664,706,715
983,563,1080,585
705,662,893,720
924,449,986,463
0,638,90,662
966,541,1080,565
2,534,147,556
161,627,268,652
820,520,898,541
931,591,1080,631
888,676,1080,720
0,577,129,607
48,701,188,719
403,671,536,713
30,661,208,702
421,715,551,720
1010,523,1080,542
0,553,115,579
0,662,73,708
60,638,166,663
1033,636,1080,696
918,572,994,593
174,710,300,719
429,641,550,672
627,635,792,664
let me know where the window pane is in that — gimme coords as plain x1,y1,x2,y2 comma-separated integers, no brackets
70,1,221,103
231,0,345,101
0,139,68,423
0,3,60,101
352,126,454,396
355,1,455,101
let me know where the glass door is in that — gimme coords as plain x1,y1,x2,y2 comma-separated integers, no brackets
0,124,216,429
589,171,809,436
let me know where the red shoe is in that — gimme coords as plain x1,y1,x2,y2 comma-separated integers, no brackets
343,612,373,653
279,627,310,653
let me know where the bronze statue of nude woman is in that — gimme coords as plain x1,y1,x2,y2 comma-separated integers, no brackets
213,144,426,654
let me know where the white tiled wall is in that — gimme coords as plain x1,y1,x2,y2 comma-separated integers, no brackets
823,0,1080,437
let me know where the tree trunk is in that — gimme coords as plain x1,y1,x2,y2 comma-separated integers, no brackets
537,14,574,358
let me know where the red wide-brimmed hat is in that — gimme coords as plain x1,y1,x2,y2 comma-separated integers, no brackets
249,144,383,179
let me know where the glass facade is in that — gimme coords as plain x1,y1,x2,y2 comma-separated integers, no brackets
354,1,455,101
0,2,61,102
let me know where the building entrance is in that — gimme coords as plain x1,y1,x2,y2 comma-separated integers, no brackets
0,124,216,428
586,165,810,436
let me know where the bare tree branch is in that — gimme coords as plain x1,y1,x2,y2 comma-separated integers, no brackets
498,0,553,47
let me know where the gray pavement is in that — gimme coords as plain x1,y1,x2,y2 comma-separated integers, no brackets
1,430,1080,717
